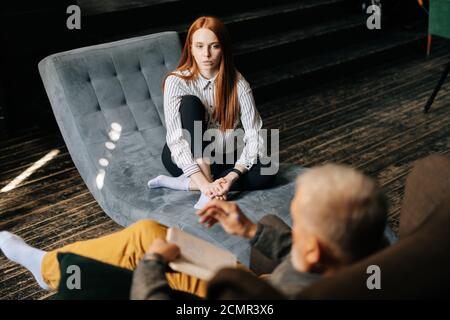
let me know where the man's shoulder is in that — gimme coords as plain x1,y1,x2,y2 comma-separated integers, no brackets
269,258,323,297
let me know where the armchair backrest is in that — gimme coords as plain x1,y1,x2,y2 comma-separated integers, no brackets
429,0,450,39
296,198,450,299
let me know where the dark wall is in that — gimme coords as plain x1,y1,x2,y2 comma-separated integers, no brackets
0,0,226,135
0,0,424,136
0,0,274,135
0,1,83,134
0,75,7,138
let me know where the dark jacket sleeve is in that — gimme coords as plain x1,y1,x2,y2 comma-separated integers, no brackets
249,215,292,264
130,255,173,300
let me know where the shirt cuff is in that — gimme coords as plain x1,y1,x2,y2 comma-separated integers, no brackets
143,253,167,264
181,163,201,177
236,158,256,171
248,222,265,246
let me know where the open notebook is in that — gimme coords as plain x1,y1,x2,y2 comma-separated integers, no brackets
166,227,237,280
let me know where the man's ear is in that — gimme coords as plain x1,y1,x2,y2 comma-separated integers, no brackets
305,235,321,267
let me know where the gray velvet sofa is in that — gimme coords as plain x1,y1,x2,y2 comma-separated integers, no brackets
39,31,396,266
38,31,307,265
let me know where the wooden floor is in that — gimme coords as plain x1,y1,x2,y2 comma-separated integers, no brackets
1,42,450,299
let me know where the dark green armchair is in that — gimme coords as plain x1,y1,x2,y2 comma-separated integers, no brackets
421,0,450,112
429,0,450,40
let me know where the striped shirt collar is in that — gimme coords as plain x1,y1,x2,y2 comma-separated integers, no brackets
178,69,219,89
197,72,218,89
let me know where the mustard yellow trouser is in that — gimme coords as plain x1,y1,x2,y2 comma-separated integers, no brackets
41,220,208,297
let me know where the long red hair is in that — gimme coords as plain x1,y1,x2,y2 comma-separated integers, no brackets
164,16,239,131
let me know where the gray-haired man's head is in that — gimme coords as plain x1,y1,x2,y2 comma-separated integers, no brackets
290,164,387,274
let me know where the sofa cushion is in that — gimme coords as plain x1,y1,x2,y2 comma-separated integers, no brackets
55,252,133,300
55,252,200,300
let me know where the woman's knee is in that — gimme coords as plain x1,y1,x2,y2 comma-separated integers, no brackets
180,95,205,119
181,94,203,106
256,172,277,189
244,170,277,190
162,144,183,177
258,160,278,186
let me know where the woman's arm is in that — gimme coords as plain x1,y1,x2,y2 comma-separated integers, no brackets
164,76,224,197
216,166,245,194
235,79,263,172
164,75,201,177
214,78,262,192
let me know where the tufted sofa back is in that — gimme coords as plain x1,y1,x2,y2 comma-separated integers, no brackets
38,32,182,225
39,31,180,157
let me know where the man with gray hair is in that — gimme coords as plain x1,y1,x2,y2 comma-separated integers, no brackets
131,163,388,299
290,164,388,273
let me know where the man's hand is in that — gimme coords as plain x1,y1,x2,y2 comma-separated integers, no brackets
196,200,257,239
147,238,180,263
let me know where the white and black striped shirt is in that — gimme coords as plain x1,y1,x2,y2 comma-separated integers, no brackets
164,70,264,177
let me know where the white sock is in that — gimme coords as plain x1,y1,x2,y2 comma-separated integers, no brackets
194,193,211,210
147,175,190,191
0,231,50,290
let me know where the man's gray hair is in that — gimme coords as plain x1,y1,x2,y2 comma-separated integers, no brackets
296,164,388,263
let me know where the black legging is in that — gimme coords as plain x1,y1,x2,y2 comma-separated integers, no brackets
162,95,276,191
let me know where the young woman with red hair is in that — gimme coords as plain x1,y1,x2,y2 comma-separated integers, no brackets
148,16,276,208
